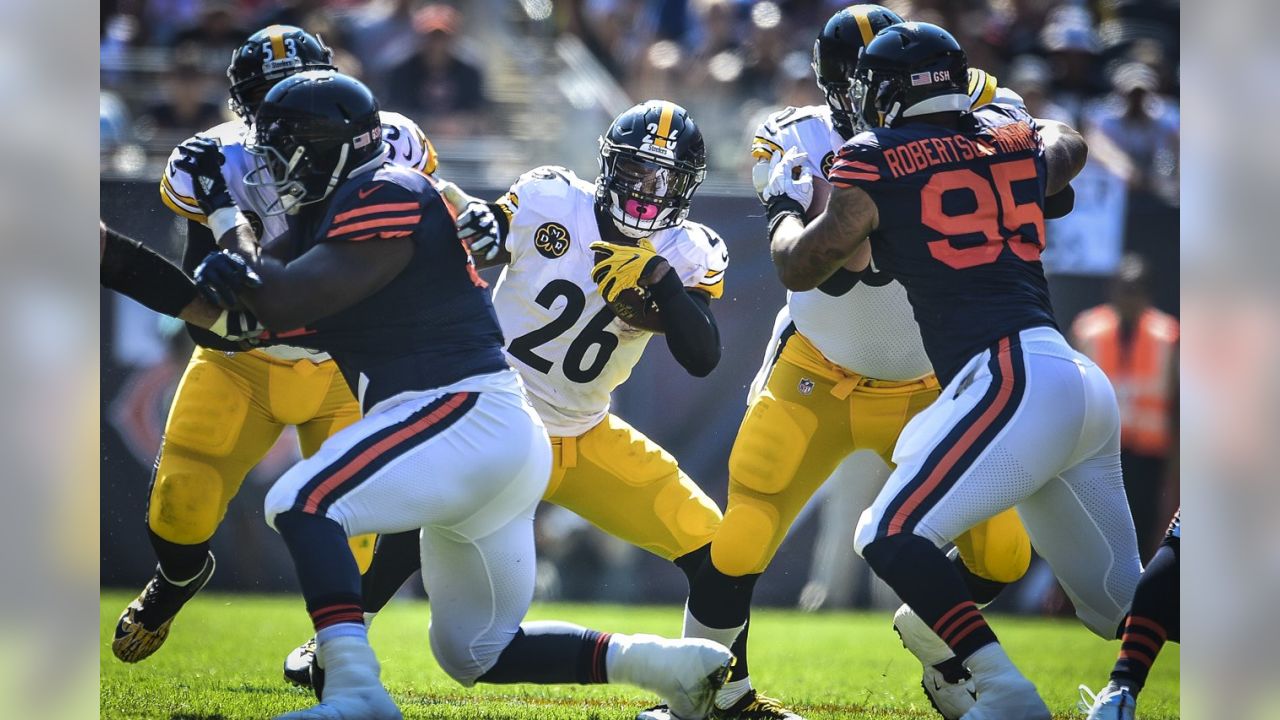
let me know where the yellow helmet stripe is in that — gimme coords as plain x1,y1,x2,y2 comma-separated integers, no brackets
849,5,876,46
654,102,676,148
967,69,999,109
269,27,287,60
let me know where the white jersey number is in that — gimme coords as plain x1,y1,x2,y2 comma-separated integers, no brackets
507,280,620,383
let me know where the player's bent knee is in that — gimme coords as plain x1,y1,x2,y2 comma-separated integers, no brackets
728,396,817,496
429,626,504,688
148,455,226,545
711,502,779,576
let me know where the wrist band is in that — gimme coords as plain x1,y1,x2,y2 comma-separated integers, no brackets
207,207,249,241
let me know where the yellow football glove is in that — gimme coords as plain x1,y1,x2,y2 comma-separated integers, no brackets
589,239,666,303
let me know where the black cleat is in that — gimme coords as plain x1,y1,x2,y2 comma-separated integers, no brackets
112,553,215,663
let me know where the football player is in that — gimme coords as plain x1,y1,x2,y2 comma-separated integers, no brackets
282,99,743,708
676,7,1047,718
1080,508,1180,720
768,23,1141,718
190,70,733,720
111,25,441,664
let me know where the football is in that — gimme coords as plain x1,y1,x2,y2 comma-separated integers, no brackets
607,285,665,334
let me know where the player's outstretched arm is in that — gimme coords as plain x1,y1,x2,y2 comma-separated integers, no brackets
1038,118,1089,195
771,184,879,291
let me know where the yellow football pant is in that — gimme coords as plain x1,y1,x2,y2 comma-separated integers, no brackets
544,414,723,561
712,331,1031,582
149,347,375,571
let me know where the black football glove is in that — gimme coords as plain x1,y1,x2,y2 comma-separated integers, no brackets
195,250,261,309
174,137,234,215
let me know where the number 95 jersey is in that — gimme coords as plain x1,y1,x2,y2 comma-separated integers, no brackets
491,166,728,437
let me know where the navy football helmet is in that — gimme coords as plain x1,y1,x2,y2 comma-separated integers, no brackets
812,5,905,138
227,25,335,120
596,100,707,238
246,71,385,215
852,22,970,129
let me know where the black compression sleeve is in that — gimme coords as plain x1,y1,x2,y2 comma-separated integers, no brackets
648,271,721,377
1044,183,1075,219
100,227,197,318
488,202,510,240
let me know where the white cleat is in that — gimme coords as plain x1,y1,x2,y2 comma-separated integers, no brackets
894,604,976,719
959,644,1049,720
1079,682,1137,720
618,635,733,720
274,636,402,720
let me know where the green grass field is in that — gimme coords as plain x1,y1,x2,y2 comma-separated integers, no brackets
101,591,1178,719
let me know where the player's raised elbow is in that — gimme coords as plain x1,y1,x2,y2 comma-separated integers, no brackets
680,344,721,378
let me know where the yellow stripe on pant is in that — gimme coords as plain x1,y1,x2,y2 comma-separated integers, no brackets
710,330,1031,583
542,414,722,561
149,346,376,572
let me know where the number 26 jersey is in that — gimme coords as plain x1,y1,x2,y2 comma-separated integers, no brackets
827,104,1056,386
491,166,729,437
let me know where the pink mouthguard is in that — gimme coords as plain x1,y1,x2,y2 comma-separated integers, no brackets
623,199,660,220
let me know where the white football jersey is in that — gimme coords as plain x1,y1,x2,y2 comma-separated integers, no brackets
159,110,437,362
491,166,728,437
749,70,1022,381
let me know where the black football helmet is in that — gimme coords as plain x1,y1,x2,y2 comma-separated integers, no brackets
596,100,707,238
227,25,335,120
852,22,970,129
246,71,385,215
812,4,905,138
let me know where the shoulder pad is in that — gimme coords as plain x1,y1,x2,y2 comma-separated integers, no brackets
827,132,888,188
379,110,437,175
666,221,729,299
752,105,830,161
501,165,589,221
324,169,427,243
159,122,247,223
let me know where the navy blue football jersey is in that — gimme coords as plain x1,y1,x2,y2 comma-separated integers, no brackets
827,104,1057,385
271,164,507,410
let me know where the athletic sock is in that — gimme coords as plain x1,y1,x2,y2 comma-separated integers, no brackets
148,528,211,583
274,511,363,634
360,530,422,614
1110,540,1179,696
478,621,611,685
863,534,998,662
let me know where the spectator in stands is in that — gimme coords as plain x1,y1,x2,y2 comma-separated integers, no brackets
1005,54,1071,123
135,58,225,136
1088,62,1180,202
385,4,489,137
336,0,420,97
1070,255,1179,554
1039,7,1105,124
168,0,247,67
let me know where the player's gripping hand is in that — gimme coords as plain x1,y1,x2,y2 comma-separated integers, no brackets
435,180,502,261
195,250,261,309
762,147,813,216
209,308,265,342
174,137,234,215
589,239,668,303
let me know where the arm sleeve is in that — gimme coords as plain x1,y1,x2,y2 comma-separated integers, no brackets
826,139,888,190
649,272,721,377
320,181,425,243
100,227,197,317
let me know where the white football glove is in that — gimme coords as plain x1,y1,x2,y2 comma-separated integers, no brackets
435,179,502,261
762,148,814,212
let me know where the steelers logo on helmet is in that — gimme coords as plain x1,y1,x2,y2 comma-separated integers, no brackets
596,100,707,239
534,222,571,259
227,25,335,120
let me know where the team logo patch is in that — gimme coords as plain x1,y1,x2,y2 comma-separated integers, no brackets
798,378,815,396
534,222,571,259
821,152,835,177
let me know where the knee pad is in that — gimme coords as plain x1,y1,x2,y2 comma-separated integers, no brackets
728,395,817,496
429,624,508,688
148,452,226,545
954,510,1032,584
711,499,779,576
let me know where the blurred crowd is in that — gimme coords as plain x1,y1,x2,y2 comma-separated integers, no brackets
102,0,1179,204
